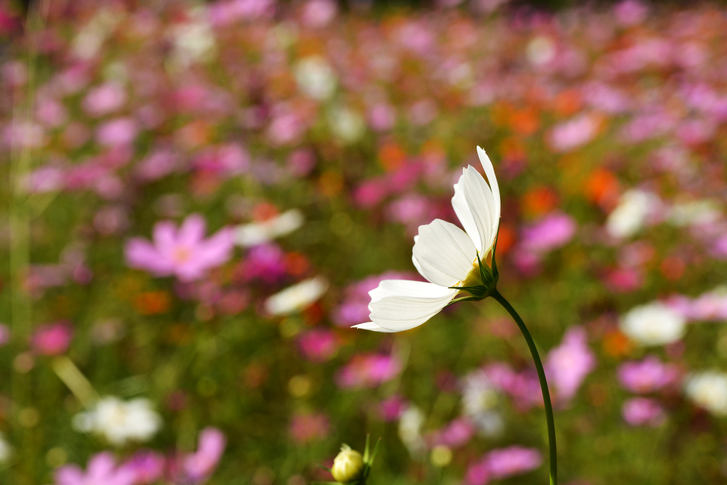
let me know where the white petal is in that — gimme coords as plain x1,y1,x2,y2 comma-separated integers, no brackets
352,322,398,333
367,279,458,332
452,166,494,254
412,219,477,287
477,146,501,240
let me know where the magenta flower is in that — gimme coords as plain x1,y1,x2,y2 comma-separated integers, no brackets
55,452,135,485
622,397,666,427
182,428,227,483
484,446,543,479
289,412,330,444
31,321,73,356
434,417,475,448
120,450,164,485
336,354,402,389
617,356,679,394
297,328,339,362
545,327,596,405
125,214,234,282
520,212,577,253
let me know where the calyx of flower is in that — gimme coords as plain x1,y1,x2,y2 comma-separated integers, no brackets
449,232,500,303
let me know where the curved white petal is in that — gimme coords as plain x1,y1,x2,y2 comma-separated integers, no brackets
412,219,477,287
367,279,458,332
451,149,501,255
477,146,501,244
352,322,398,333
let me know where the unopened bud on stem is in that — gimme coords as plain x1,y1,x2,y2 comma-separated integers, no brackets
331,444,364,483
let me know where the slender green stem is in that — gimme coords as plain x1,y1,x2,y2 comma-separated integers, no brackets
491,290,557,485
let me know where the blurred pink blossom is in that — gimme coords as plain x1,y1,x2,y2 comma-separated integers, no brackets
32,321,73,356
614,0,648,26
520,212,577,253
434,417,474,448
135,149,180,182
193,143,250,176
368,103,396,131
287,149,316,177
465,460,491,485
125,214,234,281
297,328,338,362
182,428,227,483
96,117,138,147
618,356,679,394
82,83,127,117
290,412,330,444
301,0,337,27
336,354,402,389
378,395,408,422
604,266,643,293
548,114,600,152
237,243,287,283
55,452,135,485
546,327,596,405
622,397,666,426
483,362,541,411
485,446,542,479
121,450,164,485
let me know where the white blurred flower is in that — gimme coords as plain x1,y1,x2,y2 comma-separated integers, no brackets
328,106,366,144
685,371,727,416
234,209,304,247
72,396,161,446
668,199,721,227
619,301,686,346
461,370,504,437
355,147,501,333
0,432,11,463
170,8,216,68
398,405,426,457
264,276,329,316
294,56,337,100
606,189,661,239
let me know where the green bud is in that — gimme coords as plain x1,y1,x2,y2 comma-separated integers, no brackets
331,444,364,483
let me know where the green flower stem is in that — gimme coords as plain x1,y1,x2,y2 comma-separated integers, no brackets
491,290,557,485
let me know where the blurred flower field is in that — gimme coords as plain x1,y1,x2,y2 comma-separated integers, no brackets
3,0,727,483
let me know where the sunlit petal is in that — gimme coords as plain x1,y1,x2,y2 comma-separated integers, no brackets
412,219,477,287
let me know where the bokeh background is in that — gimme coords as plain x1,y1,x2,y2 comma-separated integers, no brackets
3,0,727,484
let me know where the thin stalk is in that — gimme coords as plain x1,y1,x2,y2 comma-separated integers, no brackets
491,290,557,485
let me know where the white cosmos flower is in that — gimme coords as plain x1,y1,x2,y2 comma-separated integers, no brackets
264,276,329,316
234,209,304,247
72,396,161,446
619,301,687,346
354,146,500,333
684,371,727,416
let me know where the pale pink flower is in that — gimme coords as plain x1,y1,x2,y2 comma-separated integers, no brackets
301,0,337,27
290,413,330,444
520,212,577,253
120,450,164,485
82,83,127,117
545,327,596,405
55,452,135,485
618,356,680,393
484,446,542,479
96,117,137,147
622,397,666,426
336,354,402,389
368,103,396,132
31,321,73,356
182,428,226,483
297,328,338,362
125,214,234,281
548,114,600,152
434,418,474,448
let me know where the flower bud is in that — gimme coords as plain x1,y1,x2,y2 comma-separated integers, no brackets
331,445,364,483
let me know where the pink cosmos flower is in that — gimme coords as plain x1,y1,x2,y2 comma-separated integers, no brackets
125,214,234,282
378,395,408,422
297,328,339,362
336,354,402,389
289,412,330,444
622,397,666,426
520,212,577,253
547,114,600,152
545,327,596,405
484,446,543,479
617,356,679,394
120,450,164,484
182,428,227,483
82,83,127,117
434,417,475,448
55,452,135,485
96,117,138,147
31,321,73,355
